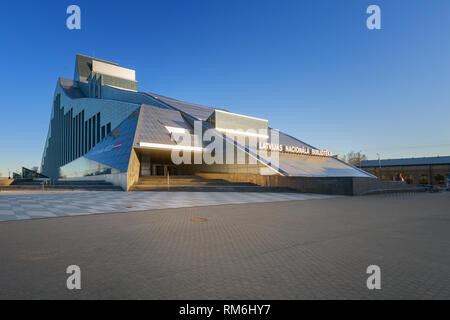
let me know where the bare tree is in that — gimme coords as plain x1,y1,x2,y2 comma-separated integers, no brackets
342,151,368,166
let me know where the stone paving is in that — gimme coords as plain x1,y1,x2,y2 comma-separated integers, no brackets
0,192,448,299
0,190,335,221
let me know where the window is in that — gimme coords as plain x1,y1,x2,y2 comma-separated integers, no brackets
81,111,85,154
106,123,111,134
74,115,78,159
97,113,101,143
84,121,87,154
102,125,106,139
419,174,428,184
78,114,82,157
434,174,445,184
92,115,96,147
88,118,92,150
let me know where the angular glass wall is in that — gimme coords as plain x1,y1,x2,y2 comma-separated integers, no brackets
210,110,268,132
102,74,137,91
59,157,122,178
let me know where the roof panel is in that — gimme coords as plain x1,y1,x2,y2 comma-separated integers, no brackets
145,92,218,120
277,154,373,177
360,156,450,167
59,78,85,99
84,110,139,171
75,54,119,83
134,104,194,146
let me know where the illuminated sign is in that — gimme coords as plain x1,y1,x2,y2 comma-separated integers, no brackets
258,142,332,157
216,127,269,139
139,142,203,152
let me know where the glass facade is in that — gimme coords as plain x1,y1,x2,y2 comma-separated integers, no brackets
210,110,268,132
83,109,139,172
59,156,121,178
102,74,137,91
42,54,375,184
41,92,117,178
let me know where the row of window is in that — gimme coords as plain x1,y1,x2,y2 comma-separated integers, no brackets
88,73,137,99
42,95,111,177
48,95,112,168
372,171,447,185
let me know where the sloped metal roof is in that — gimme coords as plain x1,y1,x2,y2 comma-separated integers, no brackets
262,129,372,177
70,76,375,178
84,110,139,171
133,104,193,146
145,92,219,120
75,54,119,83
59,78,85,99
277,154,372,177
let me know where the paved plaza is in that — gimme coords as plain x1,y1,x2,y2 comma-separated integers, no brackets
0,191,449,299
0,191,335,221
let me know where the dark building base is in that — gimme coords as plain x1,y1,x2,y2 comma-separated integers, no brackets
196,173,423,196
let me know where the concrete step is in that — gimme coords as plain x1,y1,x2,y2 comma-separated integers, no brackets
139,175,202,178
11,180,114,186
11,181,43,186
138,178,208,183
135,175,258,187
129,185,296,192
135,180,239,186
3,180,123,191
1,185,123,191
131,175,296,192
154,183,260,187
139,175,203,179
54,180,114,185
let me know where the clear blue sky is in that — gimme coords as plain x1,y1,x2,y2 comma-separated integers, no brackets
1,0,449,176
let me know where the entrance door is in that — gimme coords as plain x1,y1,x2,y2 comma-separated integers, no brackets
152,165,165,176
152,164,177,176
167,165,177,176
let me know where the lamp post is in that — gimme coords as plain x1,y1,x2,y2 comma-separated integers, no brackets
376,153,381,179
359,150,362,168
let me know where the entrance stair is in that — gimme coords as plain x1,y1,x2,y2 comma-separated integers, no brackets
2,179,123,191
129,175,295,192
